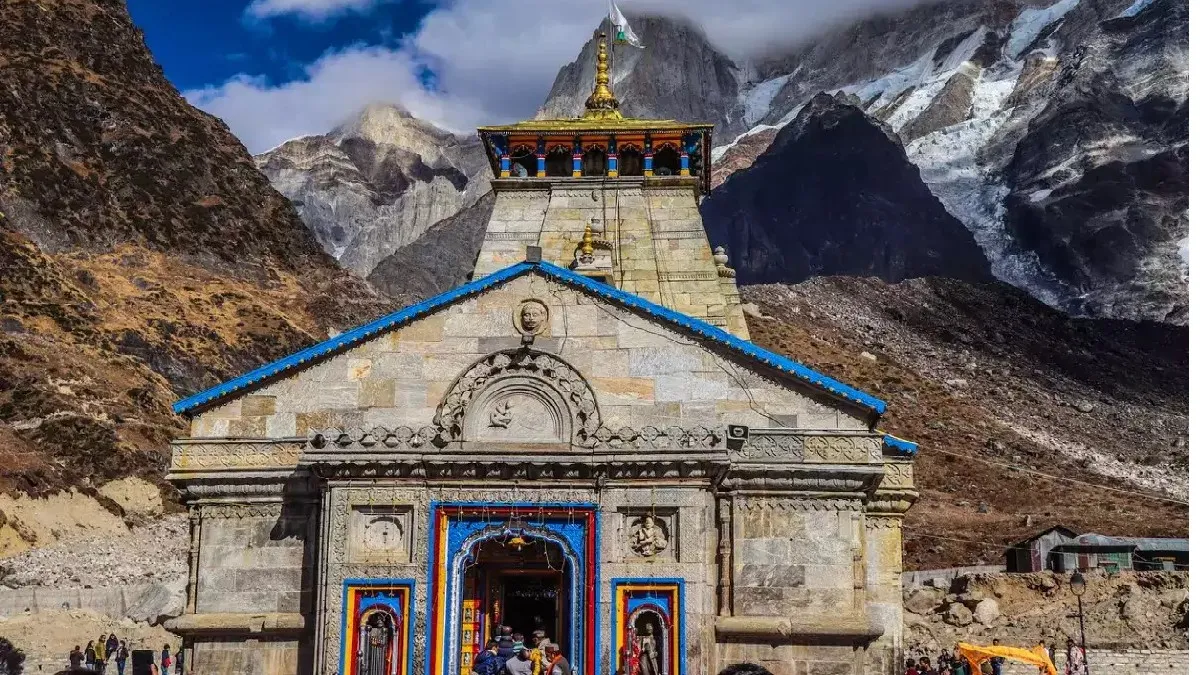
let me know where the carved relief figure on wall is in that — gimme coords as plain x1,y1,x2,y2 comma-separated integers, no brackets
514,299,549,336
363,515,403,554
358,611,394,675
630,515,668,557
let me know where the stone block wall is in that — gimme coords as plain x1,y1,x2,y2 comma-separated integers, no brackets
471,179,749,338
733,500,859,617
194,507,314,617
191,638,306,675
999,649,1189,675
188,274,870,441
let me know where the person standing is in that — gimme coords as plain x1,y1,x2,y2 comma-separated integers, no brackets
116,641,129,675
84,641,97,671
174,646,184,674
93,634,107,673
529,630,548,675
472,640,504,675
105,634,119,664
69,645,84,670
160,644,173,675
544,643,572,675
990,638,1005,675
506,643,535,675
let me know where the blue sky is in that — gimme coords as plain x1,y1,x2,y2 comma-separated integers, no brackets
128,0,923,154
127,0,426,94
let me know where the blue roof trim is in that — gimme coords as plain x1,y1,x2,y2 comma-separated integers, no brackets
881,433,918,455
171,262,536,414
173,260,887,416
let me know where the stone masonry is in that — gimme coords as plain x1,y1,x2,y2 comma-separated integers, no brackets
166,266,916,675
473,177,749,338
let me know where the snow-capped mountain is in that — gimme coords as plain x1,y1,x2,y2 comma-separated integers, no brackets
543,0,1187,323
718,0,1188,323
255,103,491,277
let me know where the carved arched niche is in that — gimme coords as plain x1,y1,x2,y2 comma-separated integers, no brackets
434,350,602,447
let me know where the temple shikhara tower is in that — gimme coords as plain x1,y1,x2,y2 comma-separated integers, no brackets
166,30,918,675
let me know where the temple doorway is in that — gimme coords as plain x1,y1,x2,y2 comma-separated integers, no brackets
459,533,569,665
432,504,597,675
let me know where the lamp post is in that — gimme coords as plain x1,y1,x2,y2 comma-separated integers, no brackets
1070,569,1090,674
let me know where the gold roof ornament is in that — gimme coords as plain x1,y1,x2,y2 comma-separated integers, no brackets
583,30,622,120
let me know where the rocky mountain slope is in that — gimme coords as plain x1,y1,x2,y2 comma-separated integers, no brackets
743,275,1187,570
726,0,1188,323
539,3,1188,323
367,192,496,300
255,103,491,277
904,571,1187,651
538,16,747,141
701,93,993,285
0,0,389,508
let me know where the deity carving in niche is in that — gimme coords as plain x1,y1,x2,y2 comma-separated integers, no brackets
514,299,549,336
363,515,404,553
358,611,394,675
629,515,668,557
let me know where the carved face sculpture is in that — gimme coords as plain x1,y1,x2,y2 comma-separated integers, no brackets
516,300,548,335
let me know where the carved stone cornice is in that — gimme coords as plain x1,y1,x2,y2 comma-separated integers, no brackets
735,496,865,512
164,612,305,637
722,464,883,494
866,488,919,516
306,453,729,482
733,430,884,464
201,503,287,519
715,615,882,642
169,438,304,472
173,473,317,503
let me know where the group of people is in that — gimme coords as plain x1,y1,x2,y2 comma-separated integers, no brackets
906,640,1007,675
471,625,572,675
67,636,180,675
907,637,1087,675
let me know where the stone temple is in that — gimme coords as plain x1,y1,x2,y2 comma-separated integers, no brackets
166,31,918,675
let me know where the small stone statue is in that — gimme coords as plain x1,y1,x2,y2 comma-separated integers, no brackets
630,515,668,557
637,622,660,675
489,401,513,428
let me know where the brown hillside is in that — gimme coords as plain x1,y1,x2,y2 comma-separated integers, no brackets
742,278,1188,570
0,0,391,496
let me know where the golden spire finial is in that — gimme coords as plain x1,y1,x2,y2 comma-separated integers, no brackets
584,30,622,119
581,221,595,258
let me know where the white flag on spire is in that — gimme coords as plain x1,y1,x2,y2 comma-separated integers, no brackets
608,0,644,48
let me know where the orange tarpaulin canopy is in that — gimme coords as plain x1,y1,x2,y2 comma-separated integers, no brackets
957,642,1058,675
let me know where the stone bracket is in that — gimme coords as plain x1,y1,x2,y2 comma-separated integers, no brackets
164,612,306,637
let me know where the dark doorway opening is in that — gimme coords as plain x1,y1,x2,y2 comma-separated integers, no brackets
652,146,680,175
546,148,572,177
618,147,643,176
583,148,607,176
462,534,569,653
511,151,536,178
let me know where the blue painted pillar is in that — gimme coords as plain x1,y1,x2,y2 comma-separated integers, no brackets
572,136,582,177
606,135,618,177
680,152,691,177
500,155,511,178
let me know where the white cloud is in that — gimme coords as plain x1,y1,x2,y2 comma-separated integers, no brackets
245,0,384,21
192,0,930,153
